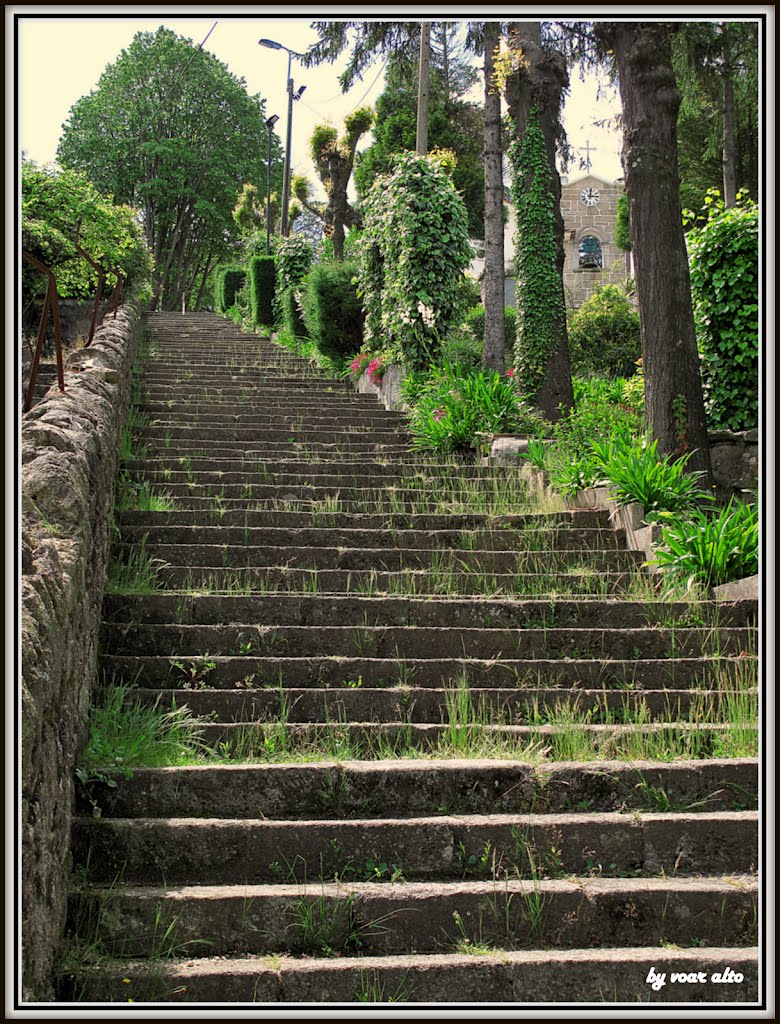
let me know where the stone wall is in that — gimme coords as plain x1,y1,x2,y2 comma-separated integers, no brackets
560,174,627,308
20,304,139,1000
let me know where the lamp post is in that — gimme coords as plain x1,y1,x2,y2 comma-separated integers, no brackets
258,37,305,238
264,113,280,255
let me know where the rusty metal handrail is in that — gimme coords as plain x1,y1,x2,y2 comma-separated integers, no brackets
22,251,65,413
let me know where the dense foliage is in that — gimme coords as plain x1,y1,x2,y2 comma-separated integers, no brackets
57,27,281,308
567,284,642,379
301,260,364,361
651,497,759,588
508,107,566,399
275,234,315,338
685,190,758,431
358,153,473,370
248,256,276,328
354,62,486,238
463,305,518,363
403,363,549,454
214,267,246,314
22,160,152,307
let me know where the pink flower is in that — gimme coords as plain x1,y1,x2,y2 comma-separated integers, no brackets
432,407,446,421
368,356,386,386
505,368,516,378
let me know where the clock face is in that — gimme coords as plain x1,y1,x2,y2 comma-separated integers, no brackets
580,187,600,207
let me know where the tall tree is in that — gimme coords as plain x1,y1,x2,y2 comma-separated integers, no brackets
481,21,505,372
353,61,486,238
308,109,374,259
593,21,712,480
57,27,282,308
673,21,759,211
502,22,574,419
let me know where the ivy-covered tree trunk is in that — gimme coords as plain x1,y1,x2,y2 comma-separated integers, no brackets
594,21,713,481
481,21,505,373
504,22,573,419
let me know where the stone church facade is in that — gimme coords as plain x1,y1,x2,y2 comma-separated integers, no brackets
470,173,629,310
560,173,629,307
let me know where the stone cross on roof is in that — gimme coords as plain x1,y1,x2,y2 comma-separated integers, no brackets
579,140,597,172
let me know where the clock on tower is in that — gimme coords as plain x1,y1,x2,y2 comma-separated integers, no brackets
580,187,600,207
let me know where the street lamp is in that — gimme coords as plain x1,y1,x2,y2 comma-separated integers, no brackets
264,113,280,255
258,37,305,238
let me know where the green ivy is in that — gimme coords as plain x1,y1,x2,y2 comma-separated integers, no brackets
615,192,632,252
685,189,758,431
508,108,565,398
358,153,473,370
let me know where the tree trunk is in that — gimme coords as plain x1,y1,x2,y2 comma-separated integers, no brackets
504,22,574,418
416,22,432,156
721,27,737,208
594,21,713,481
481,21,506,373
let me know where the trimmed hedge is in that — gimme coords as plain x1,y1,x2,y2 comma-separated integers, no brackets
248,255,276,327
281,287,308,338
215,266,246,313
301,260,364,361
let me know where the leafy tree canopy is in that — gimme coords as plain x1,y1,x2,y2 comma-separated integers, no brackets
57,27,282,307
22,159,152,303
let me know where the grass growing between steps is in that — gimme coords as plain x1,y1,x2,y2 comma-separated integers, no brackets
82,651,758,775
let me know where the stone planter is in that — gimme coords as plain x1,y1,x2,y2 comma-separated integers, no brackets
355,363,407,412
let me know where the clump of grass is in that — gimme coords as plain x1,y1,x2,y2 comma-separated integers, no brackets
79,683,209,773
106,536,166,594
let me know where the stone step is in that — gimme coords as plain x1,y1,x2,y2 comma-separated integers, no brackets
150,565,639,597
114,523,626,553
100,623,754,660
118,508,612,531
72,811,757,887
114,542,643,571
131,684,747,724
76,758,759,820
64,877,758,956
103,594,755,630
127,459,537,479
133,429,410,447
59,946,760,1004
136,439,414,457
103,653,753,691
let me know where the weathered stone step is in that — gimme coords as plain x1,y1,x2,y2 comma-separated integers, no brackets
118,508,611,531
132,684,746,724
103,653,751,691
64,877,758,955
133,430,410,448
103,594,755,630
101,623,753,660
136,469,516,489
77,759,759,820
153,564,642,597
58,946,761,1004
136,438,414,457
115,523,626,553
128,459,538,480
72,811,757,887
118,542,642,571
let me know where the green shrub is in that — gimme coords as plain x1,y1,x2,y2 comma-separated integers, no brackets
404,363,549,454
440,330,484,370
248,255,275,327
590,432,713,522
567,284,641,379
274,235,314,336
462,304,517,361
542,377,642,495
301,260,364,361
650,497,758,588
216,266,246,313
686,189,758,431
359,152,473,369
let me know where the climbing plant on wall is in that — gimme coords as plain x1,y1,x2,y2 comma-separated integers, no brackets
358,152,472,370
509,106,567,400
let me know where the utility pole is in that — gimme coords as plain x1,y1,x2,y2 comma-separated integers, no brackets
416,22,431,156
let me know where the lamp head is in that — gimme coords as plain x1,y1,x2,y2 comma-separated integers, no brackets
258,38,282,50
265,114,280,128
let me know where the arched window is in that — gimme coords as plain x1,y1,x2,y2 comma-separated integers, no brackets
578,235,603,269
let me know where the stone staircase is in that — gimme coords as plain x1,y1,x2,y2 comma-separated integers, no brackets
60,311,759,1005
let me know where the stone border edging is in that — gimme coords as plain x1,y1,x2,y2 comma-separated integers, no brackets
20,303,140,1000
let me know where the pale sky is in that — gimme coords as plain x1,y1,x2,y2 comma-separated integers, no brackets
14,10,626,200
